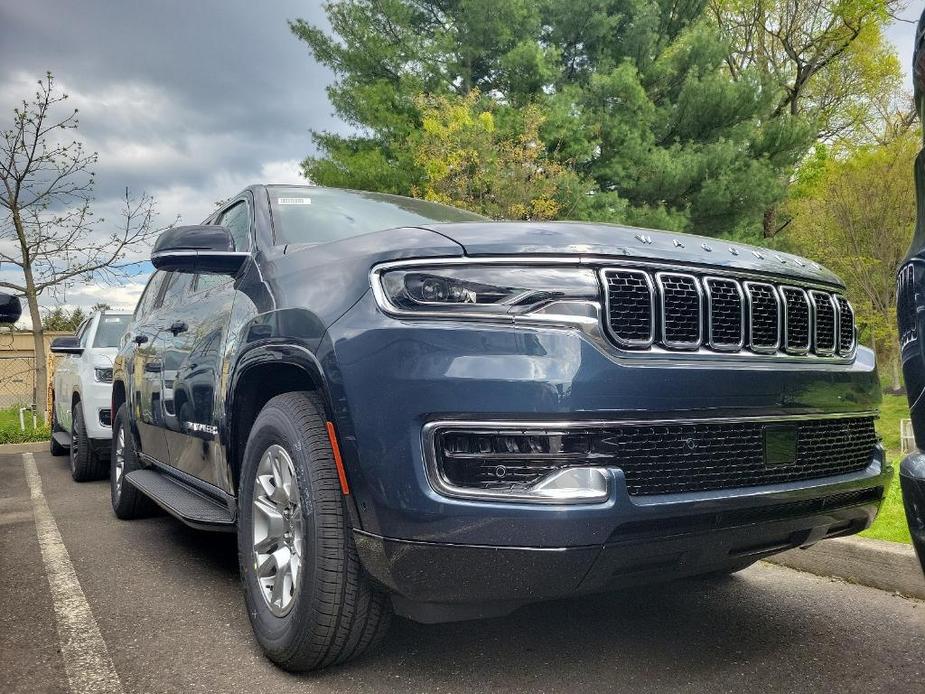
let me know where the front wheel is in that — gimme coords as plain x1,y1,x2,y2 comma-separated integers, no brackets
237,391,390,671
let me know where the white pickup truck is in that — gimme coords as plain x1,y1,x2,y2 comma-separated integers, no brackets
50,311,131,481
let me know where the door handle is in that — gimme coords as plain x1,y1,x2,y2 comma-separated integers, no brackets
168,321,188,336
133,334,149,345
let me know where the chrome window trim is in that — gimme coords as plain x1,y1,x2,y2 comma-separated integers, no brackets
655,271,703,350
834,294,856,356
809,290,837,356
742,281,780,353
422,411,878,504
599,268,656,349
779,285,811,355
703,276,744,351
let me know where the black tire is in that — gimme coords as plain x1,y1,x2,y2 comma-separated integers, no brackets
237,391,391,672
49,397,67,456
110,404,156,519
70,404,106,482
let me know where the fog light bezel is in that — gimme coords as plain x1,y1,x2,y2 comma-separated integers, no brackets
422,421,613,505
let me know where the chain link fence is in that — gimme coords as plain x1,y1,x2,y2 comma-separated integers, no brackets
0,355,37,411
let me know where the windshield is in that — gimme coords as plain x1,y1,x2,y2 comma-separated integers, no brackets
268,186,486,245
93,314,130,348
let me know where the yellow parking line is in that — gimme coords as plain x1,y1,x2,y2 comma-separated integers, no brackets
23,453,123,694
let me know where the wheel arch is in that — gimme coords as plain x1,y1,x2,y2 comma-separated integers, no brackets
226,344,336,493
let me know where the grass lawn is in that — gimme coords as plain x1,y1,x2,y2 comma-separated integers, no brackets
860,393,912,544
0,405,49,444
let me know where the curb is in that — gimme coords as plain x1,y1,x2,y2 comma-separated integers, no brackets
0,441,48,454
766,535,925,600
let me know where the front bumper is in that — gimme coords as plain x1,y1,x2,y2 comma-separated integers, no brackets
899,451,925,573
356,482,887,622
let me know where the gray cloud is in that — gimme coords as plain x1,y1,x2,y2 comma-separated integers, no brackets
1,0,349,317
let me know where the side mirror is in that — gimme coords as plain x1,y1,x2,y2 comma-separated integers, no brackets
0,292,21,324
150,225,249,275
50,336,83,355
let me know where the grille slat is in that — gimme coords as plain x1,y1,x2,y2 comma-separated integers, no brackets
834,296,854,355
603,269,654,348
705,278,744,350
780,286,810,353
437,417,878,496
657,273,701,348
744,282,780,352
809,290,836,355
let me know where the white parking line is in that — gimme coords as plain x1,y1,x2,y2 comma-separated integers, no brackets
23,452,124,694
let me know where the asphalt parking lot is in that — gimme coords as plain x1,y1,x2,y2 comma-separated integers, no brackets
1,449,922,694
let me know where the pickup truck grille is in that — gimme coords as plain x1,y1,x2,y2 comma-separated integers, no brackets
602,267,854,358
433,416,878,497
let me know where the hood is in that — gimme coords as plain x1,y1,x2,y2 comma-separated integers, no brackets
91,350,116,368
422,221,843,287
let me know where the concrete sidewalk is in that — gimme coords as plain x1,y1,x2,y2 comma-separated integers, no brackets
767,535,924,599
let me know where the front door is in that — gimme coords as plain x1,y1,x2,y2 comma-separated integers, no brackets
161,272,237,490
158,196,251,492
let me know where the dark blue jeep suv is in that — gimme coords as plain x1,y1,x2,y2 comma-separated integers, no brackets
111,184,891,671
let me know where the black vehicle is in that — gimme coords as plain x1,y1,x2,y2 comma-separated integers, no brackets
113,184,891,671
896,10,925,574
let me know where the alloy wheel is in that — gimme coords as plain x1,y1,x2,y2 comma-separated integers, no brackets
113,426,125,498
252,444,304,617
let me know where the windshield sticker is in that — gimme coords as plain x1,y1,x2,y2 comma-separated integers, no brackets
277,197,311,205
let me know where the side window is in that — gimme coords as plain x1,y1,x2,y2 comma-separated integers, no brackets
135,271,167,319
157,272,192,310
218,200,251,251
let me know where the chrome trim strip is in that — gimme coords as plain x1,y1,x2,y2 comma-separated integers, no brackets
742,281,780,353
703,276,745,351
655,272,703,350
422,412,879,504
599,268,655,349
809,290,837,356
779,285,811,355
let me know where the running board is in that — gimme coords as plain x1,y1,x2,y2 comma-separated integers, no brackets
124,469,234,532
52,431,71,448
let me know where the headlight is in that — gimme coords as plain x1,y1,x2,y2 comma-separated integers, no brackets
94,367,113,383
371,263,599,322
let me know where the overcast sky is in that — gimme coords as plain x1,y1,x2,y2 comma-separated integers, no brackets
0,0,921,319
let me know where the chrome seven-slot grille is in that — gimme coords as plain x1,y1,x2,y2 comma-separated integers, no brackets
603,268,855,357
435,417,878,496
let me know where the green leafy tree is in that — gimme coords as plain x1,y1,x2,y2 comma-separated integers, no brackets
707,0,905,237
41,306,87,332
292,0,814,238
410,91,587,219
785,128,919,391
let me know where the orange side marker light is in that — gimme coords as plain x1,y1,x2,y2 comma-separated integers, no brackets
325,421,350,495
